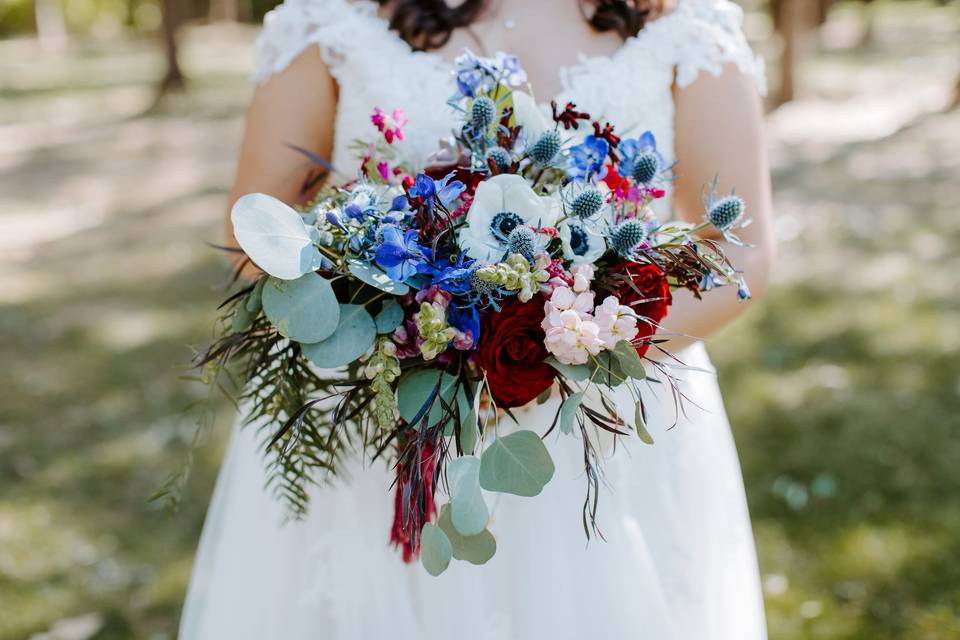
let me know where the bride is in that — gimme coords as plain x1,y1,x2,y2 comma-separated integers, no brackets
180,0,775,637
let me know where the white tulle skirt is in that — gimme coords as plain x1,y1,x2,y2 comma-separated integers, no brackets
179,342,766,639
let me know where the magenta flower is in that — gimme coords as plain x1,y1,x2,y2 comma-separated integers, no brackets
371,107,408,144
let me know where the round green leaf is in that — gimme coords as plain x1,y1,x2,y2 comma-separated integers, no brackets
419,523,452,576
438,505,496,565
398,370,457,427
559,392,584,435
479,430,555,497
448,456,488,536
301,304,377,367
245,277,266,313
374,300,404,334
348,260,410,295
231,303,254,332
545,357,591,382
612,340,647,380
261,273,339,343
230,193,323,280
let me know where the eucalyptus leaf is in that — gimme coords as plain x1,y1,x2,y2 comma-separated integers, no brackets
301,304,377,368
448,456,488,536
245,277,266,313
374,300,405,334
231,303,254,332
559,392,584,435
348,260,410,295
261,274,340,343
545,357,592,382
590,352,627,387
438,505,496,565
612,340,647,380
397,370,458,427
479,430,555,497
230,193,324,280
420,523,453,576
635,402,654,444
457,389,479,455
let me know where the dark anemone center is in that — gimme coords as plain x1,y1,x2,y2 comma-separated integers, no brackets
490,211,524,242
569,225,590,256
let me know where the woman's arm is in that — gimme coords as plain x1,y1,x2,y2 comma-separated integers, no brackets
655,64,776,354
225,46,338,277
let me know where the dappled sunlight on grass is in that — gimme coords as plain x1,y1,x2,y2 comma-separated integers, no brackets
1,3,958,638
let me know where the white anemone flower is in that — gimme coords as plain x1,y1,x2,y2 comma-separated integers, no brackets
559,219,607,264
459,174,559,262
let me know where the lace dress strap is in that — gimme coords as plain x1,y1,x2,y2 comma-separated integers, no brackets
252,0,385,85
641,0,767,95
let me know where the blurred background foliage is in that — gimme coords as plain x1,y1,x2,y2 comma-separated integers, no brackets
1,0,959,639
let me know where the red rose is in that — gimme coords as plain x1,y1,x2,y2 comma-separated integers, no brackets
609,262,672,358
474,294,556,408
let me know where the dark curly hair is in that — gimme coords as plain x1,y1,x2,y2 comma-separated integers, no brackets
374,0,673,50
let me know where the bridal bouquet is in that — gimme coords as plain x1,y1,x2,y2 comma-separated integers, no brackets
199,51,750,575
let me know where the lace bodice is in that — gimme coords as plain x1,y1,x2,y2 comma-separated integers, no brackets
253,0,765,199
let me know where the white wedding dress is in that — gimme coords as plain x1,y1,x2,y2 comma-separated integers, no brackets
180,1,769,638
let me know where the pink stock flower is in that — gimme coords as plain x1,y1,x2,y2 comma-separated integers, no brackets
594,295,639,349
543,308,603,366
371,107,408,144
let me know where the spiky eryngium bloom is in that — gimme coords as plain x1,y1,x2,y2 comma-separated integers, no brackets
571,188,604,219
631,151,660,185
470,96,496,129
529,129,562,165
415,301,457,360
707,195,745,231
487,146,511,170
474,253,550,302
362,338,402,431
507,226,537,260
610,219,647,257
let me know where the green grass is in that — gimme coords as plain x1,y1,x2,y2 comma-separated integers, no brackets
0,4,958,638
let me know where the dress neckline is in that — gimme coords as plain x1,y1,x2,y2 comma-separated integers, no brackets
352,0,678,109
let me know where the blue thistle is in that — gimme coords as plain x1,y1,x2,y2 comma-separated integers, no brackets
571,189,604,219
487,146,511,170
610,219,647,256
708,195,745,231
529,130,561,165
471,96,496,129
507,226,536,260
631,151,660,185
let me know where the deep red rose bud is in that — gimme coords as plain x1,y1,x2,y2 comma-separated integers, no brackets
473,295,556,408
609,262,672,358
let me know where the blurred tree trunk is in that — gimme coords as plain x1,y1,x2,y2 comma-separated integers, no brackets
771,0,834,108
208,0,238,22
158,0,185,95
34,0,68,52
858,0,878,48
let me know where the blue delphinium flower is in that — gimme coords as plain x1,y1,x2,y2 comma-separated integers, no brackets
430,254,476,295
447,303,480,348
495,52,527,87
451,49,528,100
618,131,664,180
567,135,609,183
409,172,466,212
374,225,429,282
